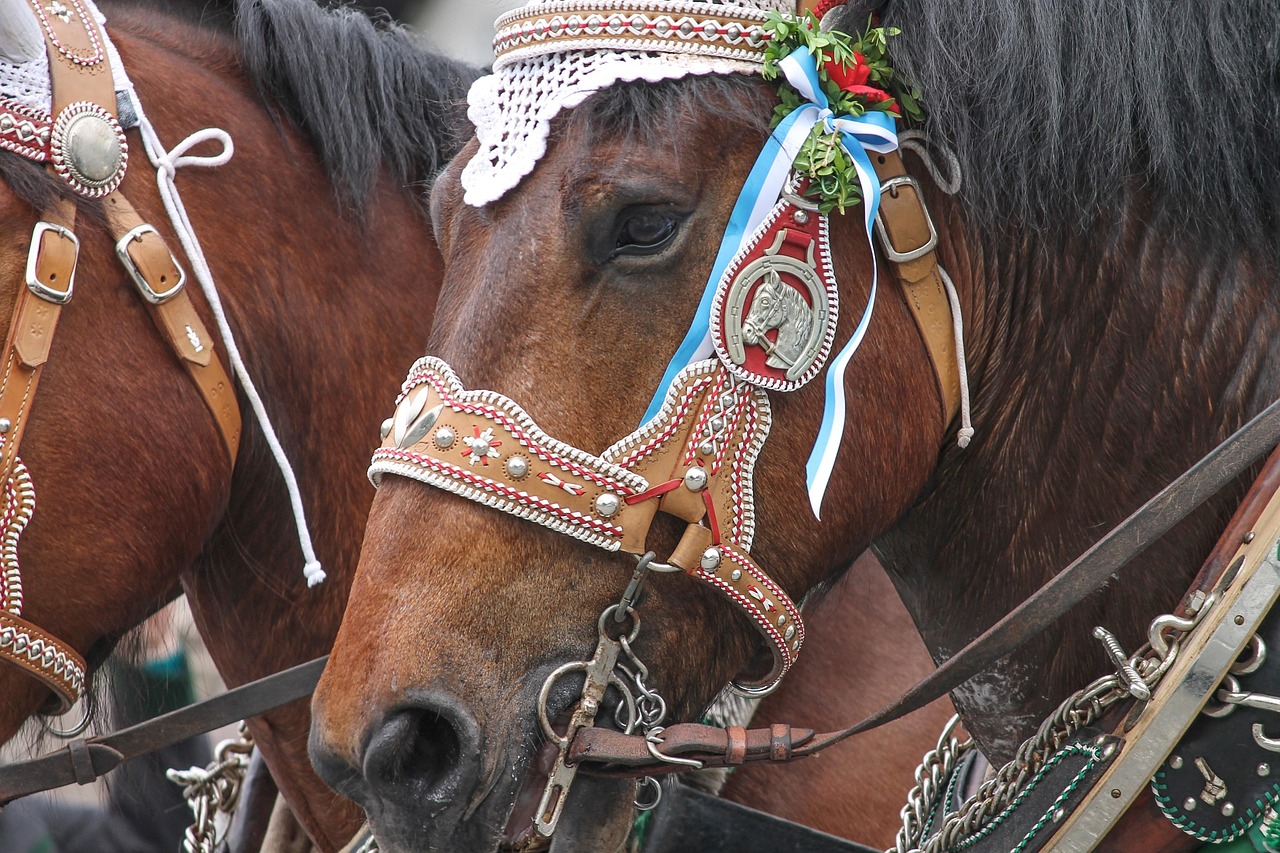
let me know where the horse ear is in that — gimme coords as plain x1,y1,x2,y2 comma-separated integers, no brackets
0,0,44,65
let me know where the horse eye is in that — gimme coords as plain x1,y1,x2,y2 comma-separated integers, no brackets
612,211,678,257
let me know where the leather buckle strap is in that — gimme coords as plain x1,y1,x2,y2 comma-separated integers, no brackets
874,175,938,263
104,191,241,460
115,224,185,304
872,150,960,431
24,221,78,304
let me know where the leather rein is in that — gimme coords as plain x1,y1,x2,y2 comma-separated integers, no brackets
0,0,240,715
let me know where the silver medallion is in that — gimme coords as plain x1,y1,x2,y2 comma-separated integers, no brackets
50,102,127,198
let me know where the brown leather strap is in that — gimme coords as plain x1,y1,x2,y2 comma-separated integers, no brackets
569,721,815,772
32,0,114,115
0,611,86,711
103,191,240,459
0,656,328,805
570,391,1280,775
0,203,77,484
873,150,960,430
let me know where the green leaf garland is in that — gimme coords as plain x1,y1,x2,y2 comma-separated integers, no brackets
761,13,925,215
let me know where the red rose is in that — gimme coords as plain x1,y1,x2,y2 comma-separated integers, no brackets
846,83,900,115
823,51,871,90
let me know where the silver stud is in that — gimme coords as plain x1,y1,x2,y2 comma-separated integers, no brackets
710,417,725,432
1260,764,1272,777
683,467,709,491
595,492,621,518
505,456,530,479
784,625,795,641
679,20,693,34
698,441,715,456
1184,798,1197,812
0,418,11,434
1222,803,1235,817
777,614,787,626
380,418,393,440
1052,808,1065,823
1169,755,1183,770
434,426,456,448
699,547,721,572
794,209,810,225
730,569,741,581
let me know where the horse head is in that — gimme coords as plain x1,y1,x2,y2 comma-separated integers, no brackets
310,34,953,852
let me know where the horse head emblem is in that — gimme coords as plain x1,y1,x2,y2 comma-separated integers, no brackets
741,267,814,372
715,217,837,391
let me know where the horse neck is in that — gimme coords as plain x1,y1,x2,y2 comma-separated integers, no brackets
876,188,1280,761
107,17,443,845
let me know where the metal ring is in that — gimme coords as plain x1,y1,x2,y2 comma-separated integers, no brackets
599,605,642,643
634,776,662,811
780,175,820,211
1232,634,1267,675
537,661,638,744
1201,675,1241,719
41,690,94,738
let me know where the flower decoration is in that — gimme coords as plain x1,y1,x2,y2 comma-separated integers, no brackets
762,13,924,214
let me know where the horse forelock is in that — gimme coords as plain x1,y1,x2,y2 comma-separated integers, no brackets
829,0,1280,248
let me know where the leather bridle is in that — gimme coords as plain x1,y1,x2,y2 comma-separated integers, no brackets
0,0,240,714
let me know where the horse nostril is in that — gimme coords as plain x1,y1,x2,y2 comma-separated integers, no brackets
362,696,479,809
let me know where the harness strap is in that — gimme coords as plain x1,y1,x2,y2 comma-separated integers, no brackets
568,388,1280,773
0,655,327,805
103,190,240,458
873,149,960,430
0,0,241,711
0,203,77,486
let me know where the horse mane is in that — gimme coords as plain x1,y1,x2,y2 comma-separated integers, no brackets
234,0,482,210
829,1,1280,248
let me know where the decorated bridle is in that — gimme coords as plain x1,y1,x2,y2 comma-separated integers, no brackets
0,0,243,716
372,0,965,838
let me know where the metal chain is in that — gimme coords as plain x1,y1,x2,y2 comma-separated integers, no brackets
891,715,973,853
166,723,254,853
891,596,1213,853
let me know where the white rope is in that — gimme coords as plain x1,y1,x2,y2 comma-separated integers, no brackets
130,103,326,587
938,265,973,448
898,129,962,196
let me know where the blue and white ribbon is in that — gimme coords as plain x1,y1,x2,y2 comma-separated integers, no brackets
640,45,898,519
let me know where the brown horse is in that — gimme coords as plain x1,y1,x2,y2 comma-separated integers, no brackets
1,3,944,851
310,0,1280,849
0,1,476,847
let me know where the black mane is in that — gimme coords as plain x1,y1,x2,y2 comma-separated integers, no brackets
235,0,482,208
831,1,1280,246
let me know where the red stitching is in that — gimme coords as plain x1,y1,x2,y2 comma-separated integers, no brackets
412,373,635,493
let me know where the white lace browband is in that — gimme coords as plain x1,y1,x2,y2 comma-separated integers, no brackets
492,0,772,68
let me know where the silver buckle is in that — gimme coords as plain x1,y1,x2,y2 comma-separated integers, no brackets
24,222,78,304
114,224,185,304
874,175,938,264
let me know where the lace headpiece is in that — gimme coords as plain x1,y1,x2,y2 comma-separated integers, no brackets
461,0,792,206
